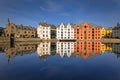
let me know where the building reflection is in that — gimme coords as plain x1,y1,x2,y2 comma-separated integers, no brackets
101,43,112,53
56,42,74,58
1,42,120,60
37,42,56,60
74,42,101,59
112,43,120,58
2,43,37,62
112,44,120,53
56,41,113,59
37,42,51,58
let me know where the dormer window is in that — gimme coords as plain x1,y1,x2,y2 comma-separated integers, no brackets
11,26,14,29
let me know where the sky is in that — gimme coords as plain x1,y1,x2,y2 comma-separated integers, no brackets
0,0,120,28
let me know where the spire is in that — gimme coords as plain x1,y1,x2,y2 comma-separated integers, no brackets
117,22,120,26
43,20,46,26
6,18,10,26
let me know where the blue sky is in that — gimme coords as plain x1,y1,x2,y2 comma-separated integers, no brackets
0,0,120,28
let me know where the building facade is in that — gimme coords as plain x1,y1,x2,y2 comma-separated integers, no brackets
101,27,106,38
56,42,74,58
0,27,4,37
106,28,112,38
37,22,56,40
112,23,120,38
56,23,74,40
74,22,101,40
4,19,36,38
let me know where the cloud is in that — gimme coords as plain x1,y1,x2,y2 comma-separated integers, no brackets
39,0,63,12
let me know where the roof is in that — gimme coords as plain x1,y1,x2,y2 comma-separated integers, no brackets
57,22,103,28
8,23,36,30
38,22,56,29
16,25,36,30
73,22,102,28
57,23,75,28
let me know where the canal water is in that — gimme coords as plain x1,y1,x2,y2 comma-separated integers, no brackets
0,42,120,80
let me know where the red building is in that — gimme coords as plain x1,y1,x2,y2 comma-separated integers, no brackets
74,22,101,40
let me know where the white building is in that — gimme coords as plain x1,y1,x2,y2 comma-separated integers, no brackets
56,42,74,58
56,23,74,40
37,42,51,57
37,22,52,40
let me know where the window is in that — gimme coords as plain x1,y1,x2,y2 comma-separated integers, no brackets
7,34,9,37
24,31,26,33
11,26,14,29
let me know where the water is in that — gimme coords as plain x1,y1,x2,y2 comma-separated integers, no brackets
0,42,120,80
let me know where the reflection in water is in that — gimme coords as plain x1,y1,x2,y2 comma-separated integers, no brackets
0,42,120,80
112,43,120,58
1,43,37,62
37,42,51,57
0,42,120,60
74,42,101,59
56,42,74,58
37,42,56,60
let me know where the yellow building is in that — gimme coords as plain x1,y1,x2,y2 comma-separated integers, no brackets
101,27,112,38
101,27,106,38
106,28,112,38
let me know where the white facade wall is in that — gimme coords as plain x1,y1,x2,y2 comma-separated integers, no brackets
37,25,51,40
56,42,74,58
57,23,74,40
37,42,51,57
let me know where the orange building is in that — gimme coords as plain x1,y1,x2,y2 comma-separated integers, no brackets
74,22,101,40
74,41,101,59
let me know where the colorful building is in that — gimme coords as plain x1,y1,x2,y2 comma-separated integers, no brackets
106,28,112,38
4,19,36,38
74,22,101,40
56,23,74,40
37,21,56,40
101,27,106,38
101,27,112,38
